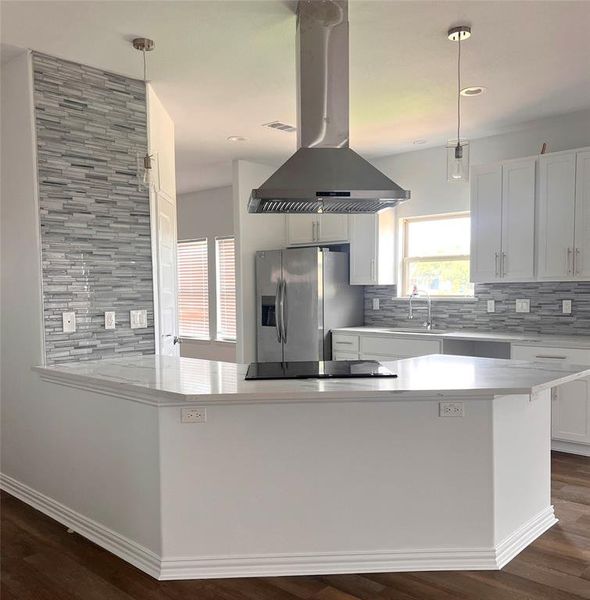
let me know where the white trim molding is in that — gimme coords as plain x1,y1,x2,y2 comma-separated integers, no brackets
552,440,590,457
1,473,557,581
0,474,161,579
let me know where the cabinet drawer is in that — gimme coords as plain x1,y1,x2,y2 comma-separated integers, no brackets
360,335,442,358
333,351,360,361
511,344,590,365
332,334,359,352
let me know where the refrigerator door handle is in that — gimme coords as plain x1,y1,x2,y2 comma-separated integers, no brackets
275,279,282,342
280,279,288,343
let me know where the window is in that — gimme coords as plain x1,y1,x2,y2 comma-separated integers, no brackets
177,240,209,339
401,213,474,297
215,237,236,341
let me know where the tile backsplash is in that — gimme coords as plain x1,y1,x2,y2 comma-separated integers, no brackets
33,53,155,364
364,282,590,336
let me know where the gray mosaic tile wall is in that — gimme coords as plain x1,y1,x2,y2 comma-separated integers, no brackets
33,53,155,364
365,283,590,336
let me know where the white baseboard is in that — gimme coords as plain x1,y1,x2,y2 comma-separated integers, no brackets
0,473,161,579
1,473,556,581
158,506,557,580
494,506,557,568
552,440,590,457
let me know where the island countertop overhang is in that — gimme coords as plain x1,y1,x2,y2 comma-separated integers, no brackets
33,354,590,407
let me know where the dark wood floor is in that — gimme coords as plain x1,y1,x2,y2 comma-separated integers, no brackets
2,451,589,600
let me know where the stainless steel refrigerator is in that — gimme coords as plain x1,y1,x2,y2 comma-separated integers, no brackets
255,247,364,362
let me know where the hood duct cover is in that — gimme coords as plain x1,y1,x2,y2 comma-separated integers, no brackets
249,0,410,214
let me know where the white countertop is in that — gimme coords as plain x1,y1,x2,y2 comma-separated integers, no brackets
33,354,590,406
333,327,590,349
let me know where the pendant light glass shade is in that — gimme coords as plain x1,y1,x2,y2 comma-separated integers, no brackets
447,26,471,184
446,140,469,182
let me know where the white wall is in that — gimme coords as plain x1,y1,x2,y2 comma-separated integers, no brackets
177,186,236,362
0,52,48,486
374,108,590,221
233,160,286,363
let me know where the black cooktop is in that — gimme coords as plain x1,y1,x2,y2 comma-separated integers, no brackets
245,360,397,381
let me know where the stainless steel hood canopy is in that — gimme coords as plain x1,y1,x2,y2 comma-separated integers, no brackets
249,0,410,214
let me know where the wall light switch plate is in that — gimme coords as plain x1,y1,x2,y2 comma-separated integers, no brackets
487,300,495,313
372,298,380,310
562,300,572,314
181,407,207,423
515,299,530,313
130,309,147,329
62,312,76,333
105,311,116,330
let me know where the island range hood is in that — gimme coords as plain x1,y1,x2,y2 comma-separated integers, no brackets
249,0,410,214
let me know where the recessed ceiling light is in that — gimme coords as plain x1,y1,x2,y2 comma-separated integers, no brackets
460,86,487,97
227,136,247,142
413,139,427,145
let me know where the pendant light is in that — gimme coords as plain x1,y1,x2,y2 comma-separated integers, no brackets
447,26,471,182
133,37,157,191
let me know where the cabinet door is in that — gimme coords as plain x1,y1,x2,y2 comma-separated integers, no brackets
470,164,503,282
287,215,316,245
350,214,378,284
333,351,360,361
552,377,590,445
537,152,576,279
501,158,536,281
318,214,349,242
574,150,590,279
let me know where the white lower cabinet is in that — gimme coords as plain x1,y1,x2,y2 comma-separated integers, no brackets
332,332,441,361
511,344,590,448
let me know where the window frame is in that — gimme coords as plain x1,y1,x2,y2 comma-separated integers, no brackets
177,238,210,341
400,211,473,298
214,236,236,342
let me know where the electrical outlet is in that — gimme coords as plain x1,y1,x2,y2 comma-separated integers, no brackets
181,407,207,423
105,311,116,330
130,309,147,329
562,300,572,314
62,312,76,333
439,401,464,417
487,300,495,313
515,299,530,313
372,298,380,310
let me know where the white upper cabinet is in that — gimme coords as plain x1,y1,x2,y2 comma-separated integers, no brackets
349,209,395,285
538,148,590,281
287,214,317,245
287,214,349,245
574,150,590,279
470,158,536,283
470,164,503,282
501,158,536,281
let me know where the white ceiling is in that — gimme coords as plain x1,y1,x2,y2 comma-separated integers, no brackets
2,1,590,193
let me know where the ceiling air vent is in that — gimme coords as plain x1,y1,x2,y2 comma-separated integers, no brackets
262,121,297,133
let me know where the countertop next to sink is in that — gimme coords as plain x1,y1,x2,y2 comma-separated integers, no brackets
332,327,590,349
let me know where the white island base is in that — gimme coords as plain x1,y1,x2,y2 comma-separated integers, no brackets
4,354,589,580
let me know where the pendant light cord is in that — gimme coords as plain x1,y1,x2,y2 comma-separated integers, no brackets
142,47,147,83
457,35,461,146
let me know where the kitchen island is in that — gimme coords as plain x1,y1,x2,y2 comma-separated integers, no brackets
3,354,589,580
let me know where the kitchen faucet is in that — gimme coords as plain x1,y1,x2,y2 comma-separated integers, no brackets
408,288,433,330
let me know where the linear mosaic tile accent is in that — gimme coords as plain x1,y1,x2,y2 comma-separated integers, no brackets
33,53,155,364
365,283,590,336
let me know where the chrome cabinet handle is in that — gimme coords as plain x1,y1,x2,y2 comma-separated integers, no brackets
316,220,321,242
575,248,581,275
494,252,499,277
535,354,567,360
370,259,376,282
567,247,573,275
502,252,506,277
312,221,316,242
335,340,354,346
